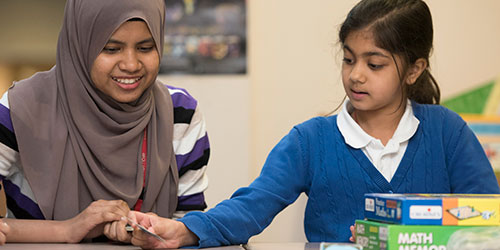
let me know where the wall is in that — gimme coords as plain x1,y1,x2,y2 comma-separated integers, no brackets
0,0,63,93
1,0,500,244
0,0,64,65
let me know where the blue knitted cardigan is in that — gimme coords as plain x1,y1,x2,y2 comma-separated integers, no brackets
180,102,500,247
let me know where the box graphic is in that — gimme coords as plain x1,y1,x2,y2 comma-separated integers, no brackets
364,193,500,225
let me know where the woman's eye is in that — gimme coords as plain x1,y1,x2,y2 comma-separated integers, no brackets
138,46,155,52
103,47,120,53
343,58,354,64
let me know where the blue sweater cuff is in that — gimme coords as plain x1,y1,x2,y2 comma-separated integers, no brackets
178,212,222,248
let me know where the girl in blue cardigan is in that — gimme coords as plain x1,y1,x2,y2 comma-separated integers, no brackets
128,0,500,248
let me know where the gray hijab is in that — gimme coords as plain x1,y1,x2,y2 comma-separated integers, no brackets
8,0,178,220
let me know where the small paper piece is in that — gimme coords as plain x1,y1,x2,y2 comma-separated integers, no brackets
123,217,167,243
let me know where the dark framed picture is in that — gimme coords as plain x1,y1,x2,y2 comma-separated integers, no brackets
160,0,247,75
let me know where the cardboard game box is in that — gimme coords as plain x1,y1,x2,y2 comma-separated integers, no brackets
364,193,500,225
355,219,500,250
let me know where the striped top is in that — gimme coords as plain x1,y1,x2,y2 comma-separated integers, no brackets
0,84,209,219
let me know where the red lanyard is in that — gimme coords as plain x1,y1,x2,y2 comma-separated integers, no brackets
133,128,147,211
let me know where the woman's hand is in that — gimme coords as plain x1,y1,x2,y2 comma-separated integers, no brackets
0,220,10,245
128,211,198,249
103,215,132,243
63,199,130,243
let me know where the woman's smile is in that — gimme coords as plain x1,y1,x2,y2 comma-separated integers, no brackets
112,76,143,90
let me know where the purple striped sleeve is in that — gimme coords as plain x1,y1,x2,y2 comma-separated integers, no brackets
167,85,198,110
0,104,14,132
3,179,45,219
178,192,205,206
166,85,194,98
176,134,209,170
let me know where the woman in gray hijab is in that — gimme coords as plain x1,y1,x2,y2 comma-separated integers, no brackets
0,0,210,243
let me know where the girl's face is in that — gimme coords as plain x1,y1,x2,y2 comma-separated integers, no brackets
341,29,406,116
90,20,159,104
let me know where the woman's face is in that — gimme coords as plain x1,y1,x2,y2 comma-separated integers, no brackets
90,20,159,104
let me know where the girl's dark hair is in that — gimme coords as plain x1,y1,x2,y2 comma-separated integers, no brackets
339,0,440,104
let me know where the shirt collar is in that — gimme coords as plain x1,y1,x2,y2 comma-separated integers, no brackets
337,99,420,149
392,100,420,143
337,99,372,148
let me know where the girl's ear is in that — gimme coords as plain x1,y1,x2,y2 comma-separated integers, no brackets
405,58,427,85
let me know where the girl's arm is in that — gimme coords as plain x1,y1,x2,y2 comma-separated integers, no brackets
178,126,310,248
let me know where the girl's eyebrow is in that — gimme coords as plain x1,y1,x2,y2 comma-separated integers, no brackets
106,38,155,45
343,44,390,58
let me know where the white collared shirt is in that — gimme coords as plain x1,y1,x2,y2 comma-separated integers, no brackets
337,99,420,182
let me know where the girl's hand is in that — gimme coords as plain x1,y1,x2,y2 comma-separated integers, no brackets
128,211,198,249
349,224,356,242
0,220,10,245
63,199,130,243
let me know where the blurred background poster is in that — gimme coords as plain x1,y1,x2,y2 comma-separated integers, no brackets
161,0,247,75
443,75,500,182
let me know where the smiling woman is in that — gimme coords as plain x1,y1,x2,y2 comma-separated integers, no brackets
0,0,210,245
